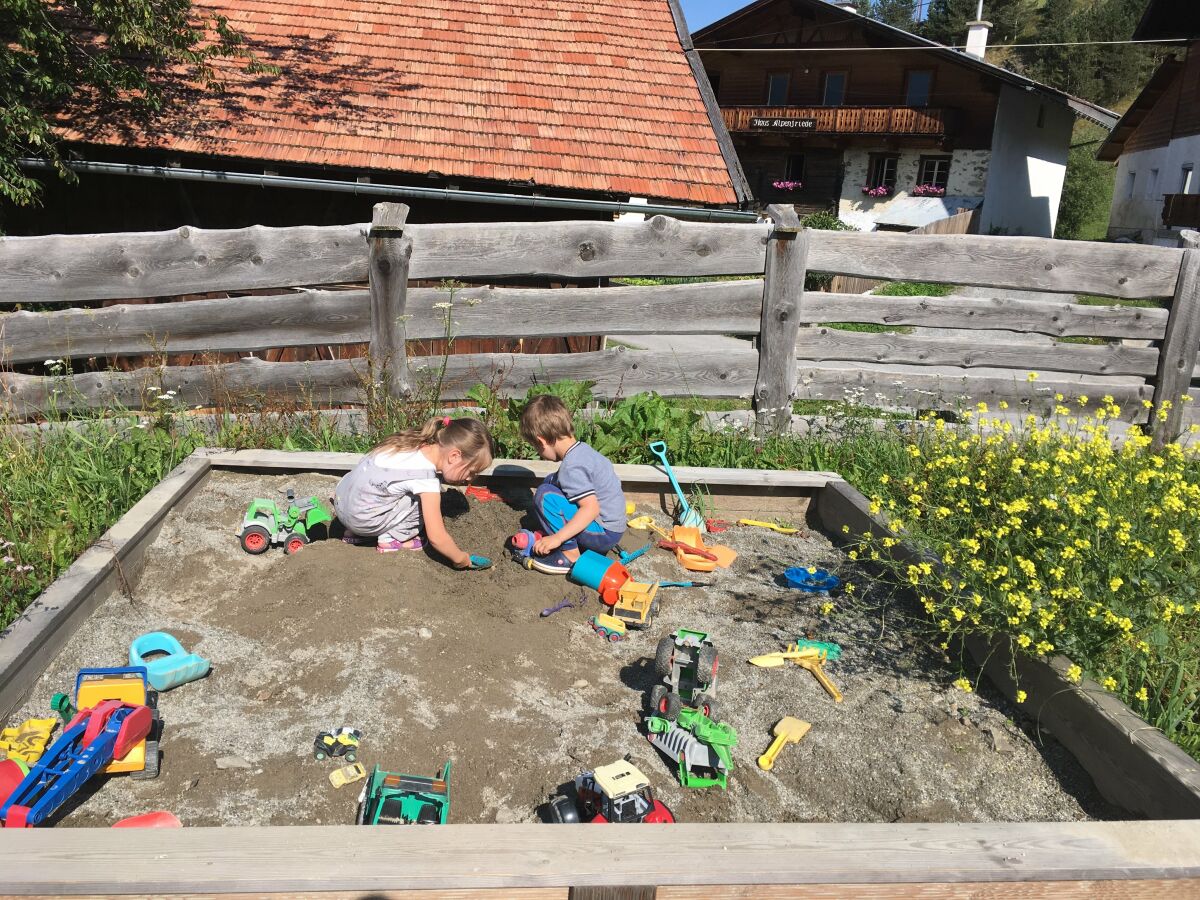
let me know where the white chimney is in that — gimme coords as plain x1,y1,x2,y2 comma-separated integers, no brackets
965,2,990,60
965,19,991,59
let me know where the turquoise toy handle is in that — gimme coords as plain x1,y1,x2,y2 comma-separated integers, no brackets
647,441,693,520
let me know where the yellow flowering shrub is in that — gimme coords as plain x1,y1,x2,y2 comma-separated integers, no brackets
854,408,1200,757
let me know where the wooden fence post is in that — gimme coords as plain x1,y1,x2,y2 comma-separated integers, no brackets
368,202,413,399
754,204,809,434
1151,230,1200,447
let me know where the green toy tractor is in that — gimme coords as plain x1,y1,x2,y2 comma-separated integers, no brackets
356,762,451,825
238,489,333,555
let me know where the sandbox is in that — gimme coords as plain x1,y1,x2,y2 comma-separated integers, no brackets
2,450,1199,896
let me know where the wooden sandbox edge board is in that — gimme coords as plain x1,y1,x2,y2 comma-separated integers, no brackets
812,478,1200,821
2,820,1200,894
195,447,844,489
0,454,213,720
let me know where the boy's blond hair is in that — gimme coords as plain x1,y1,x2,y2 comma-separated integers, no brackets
520,394,575,447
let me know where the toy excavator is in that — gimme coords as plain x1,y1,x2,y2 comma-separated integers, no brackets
0,700,153,828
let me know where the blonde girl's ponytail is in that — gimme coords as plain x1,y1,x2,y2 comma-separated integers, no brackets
370,416,493,468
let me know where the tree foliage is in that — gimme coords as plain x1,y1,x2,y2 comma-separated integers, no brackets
921,0,1041,48
0,0,266,207
1055,123,1115,241
917,0,1163,108
863,0,918,31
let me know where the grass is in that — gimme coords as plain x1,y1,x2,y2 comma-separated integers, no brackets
4,383,1200,762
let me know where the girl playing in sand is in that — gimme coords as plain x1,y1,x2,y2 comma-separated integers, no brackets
334,416,493,568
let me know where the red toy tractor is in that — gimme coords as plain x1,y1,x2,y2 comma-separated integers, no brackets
547,760,674,824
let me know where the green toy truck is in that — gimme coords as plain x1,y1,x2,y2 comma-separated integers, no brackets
356,762,451,825
238,489,333,555
646,707,737,789
650,629,720,722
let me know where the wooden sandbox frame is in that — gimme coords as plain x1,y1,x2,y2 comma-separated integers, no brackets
1,449,1199,898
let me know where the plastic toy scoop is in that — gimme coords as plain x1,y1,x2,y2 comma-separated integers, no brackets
467,555,493,570
129,632,211,692
758,716,811,771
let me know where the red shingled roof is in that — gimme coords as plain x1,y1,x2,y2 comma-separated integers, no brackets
60,0,738,206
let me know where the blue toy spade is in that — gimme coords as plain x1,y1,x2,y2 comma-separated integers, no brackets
129,632,211,692
647,441,706,532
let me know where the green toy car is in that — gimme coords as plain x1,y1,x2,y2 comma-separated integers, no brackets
356,762,451,825
238,489,333,555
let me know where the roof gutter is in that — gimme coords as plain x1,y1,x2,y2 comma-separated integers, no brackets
18,158,761,224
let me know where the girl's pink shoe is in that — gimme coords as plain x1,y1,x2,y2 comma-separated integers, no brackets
377,537,424,553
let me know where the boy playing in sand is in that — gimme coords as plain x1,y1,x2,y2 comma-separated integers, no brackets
517,395,626,574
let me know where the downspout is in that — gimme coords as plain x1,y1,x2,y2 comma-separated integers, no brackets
16,158,760,224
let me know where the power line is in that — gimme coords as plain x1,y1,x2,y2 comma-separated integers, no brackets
696,38,1188,51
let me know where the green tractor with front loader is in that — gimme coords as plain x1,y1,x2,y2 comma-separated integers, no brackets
238,489,333,555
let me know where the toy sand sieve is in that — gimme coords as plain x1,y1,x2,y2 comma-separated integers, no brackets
784,567,841,592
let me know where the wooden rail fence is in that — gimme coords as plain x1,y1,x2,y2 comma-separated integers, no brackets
1,205,1198,443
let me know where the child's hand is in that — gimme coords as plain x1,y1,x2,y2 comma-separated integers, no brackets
466,554,492,570
533,534,562,556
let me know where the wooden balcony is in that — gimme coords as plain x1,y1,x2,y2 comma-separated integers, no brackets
1163,193,1200,228
722,105,950,136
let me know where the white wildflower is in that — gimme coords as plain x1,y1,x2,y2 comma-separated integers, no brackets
1,556,12,565
432,301,453,310
146,386,159,392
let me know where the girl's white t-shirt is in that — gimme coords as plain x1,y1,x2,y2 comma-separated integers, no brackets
332,447,440,537
374,448,440,496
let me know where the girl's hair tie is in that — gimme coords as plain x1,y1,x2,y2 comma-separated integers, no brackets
441,416,451,427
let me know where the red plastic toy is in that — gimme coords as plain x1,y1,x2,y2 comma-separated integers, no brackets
465,485,502,502
547,760,675,824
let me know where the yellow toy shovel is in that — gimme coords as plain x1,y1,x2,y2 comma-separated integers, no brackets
738,519,800,535
758,716,811,771
627,515,672,540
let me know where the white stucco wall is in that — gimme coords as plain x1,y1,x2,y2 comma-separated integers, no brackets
1107,136,1200,244
837,149,989,231
980,84,1073,237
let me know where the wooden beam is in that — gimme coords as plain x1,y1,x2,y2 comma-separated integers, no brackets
0,349,761,419
3,821,1199,893
807,231,1183,299
368,203,412,399
0,281,764,364
796,327,1159,377
802,293,1169,340
0,219,771,305
405,218,770,280
1150,232,1200,447
792,361,1151,421
755,206,808,433
661,881,1200,899
0,224,369,304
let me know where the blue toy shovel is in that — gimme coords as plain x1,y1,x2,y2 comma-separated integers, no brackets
647,441,706,532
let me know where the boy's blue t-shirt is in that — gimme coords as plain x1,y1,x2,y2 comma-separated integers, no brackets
553,441,627,533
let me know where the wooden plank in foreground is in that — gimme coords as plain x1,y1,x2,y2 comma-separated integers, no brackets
2,821,1199,893
13,884,1196,899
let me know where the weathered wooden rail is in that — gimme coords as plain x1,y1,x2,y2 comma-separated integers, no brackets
1,207,1198,442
